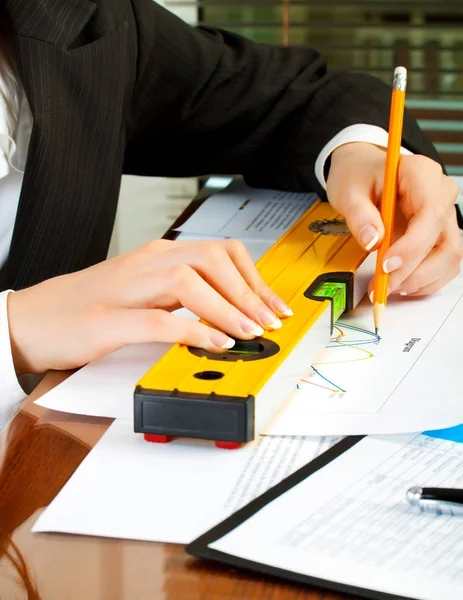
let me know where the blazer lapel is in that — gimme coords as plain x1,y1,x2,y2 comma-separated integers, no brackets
1,3,134,290
4,0,97,48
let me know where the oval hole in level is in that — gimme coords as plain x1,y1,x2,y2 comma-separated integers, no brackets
188,337,280,362
194,371,224,380
228,340,264,356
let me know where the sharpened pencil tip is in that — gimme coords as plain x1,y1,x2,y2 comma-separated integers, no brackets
372,303,384,337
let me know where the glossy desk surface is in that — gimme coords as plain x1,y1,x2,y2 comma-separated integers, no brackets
0,373,362,600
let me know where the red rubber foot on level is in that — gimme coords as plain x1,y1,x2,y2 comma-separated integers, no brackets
144,434,171,443
215,441,242,450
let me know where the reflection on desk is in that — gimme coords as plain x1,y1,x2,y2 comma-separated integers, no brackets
0,374,354,600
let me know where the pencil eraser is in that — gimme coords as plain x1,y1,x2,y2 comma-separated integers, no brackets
394,66,407,78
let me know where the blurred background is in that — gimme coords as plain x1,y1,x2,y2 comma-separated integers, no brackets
109,0,463,256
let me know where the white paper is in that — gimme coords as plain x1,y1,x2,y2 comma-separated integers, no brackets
175,181,317,241
211,433,463,600
268,269,463,436
35,308,199,420
32,419,338,544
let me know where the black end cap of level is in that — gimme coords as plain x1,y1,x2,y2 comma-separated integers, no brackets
133,387,255,443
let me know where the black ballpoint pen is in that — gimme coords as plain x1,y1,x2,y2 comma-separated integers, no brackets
406,486,463,516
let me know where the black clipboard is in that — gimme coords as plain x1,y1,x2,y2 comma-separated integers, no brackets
186,435,414,600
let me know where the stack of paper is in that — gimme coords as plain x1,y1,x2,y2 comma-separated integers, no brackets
174,180,317,261
207,432,463,600
174,180,317,241
32,421,338,543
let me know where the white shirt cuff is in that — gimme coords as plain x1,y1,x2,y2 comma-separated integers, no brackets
0,290,26,426
315,124,414,190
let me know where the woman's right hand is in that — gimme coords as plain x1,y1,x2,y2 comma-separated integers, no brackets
7,238,293,375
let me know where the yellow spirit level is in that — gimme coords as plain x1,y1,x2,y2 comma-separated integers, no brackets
134,199,375,448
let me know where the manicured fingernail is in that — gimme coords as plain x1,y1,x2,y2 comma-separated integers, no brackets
359,225,379,251
400,291,408,296
211,331,235,349
221,338,235,349
241,319,265,336
383,256,402,273
259,309,282,329
272,297,293,317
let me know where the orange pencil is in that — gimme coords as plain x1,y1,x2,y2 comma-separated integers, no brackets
373,66,407,334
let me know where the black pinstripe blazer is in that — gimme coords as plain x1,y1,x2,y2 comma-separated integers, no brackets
1,0,443,291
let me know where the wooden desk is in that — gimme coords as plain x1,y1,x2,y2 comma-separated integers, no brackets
0,186,359,600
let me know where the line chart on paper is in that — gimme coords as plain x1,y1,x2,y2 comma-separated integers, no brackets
297,323,381,396
289,290,459,415
267,271,463,436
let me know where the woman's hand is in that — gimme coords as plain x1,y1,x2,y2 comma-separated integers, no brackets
7,238,292,375
326,142,462,297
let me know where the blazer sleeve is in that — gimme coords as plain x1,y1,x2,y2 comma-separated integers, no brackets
124,0,442,199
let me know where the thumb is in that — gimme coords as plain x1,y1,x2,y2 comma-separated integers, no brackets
332,187,385,252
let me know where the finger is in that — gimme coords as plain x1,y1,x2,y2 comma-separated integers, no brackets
155,265,271,339
113,309,236,353
144,238,293,320
380,206,452,292
442,172,461,207
191,241,284,329
367,218,463,302
221,239,294,318
393,218,463,295
381,162,455,289
403,263,461,298
367,255,458,302
328,180,385,252
390,245,451,296
162,242,285,330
